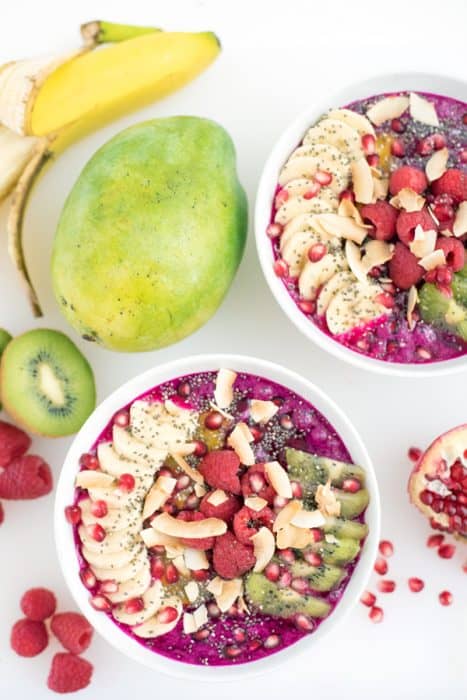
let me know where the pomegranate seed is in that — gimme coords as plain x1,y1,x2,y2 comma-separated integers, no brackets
275,188,289,208
369,606,384,623
375,292,395,309
391,118,405,133
361,133,376,155
177,381,191,397
159,467,174,479
416,136,434,156
264,634,281,649
91,500,108,518
342,477,361,493
309,528,323,542
204,411,223,430
80,568,96,590
391,139,405,157
291,481,303,498
304,550,322,567
224,644,242,658
278,571,292,588
191,440,207,458
438,590,453,606
248,638,262,652
417,347,431,360
273,258,288,278
308,243,328,263
408,577,424,592
124,597,144,614
265,562,281,582
279,548,295,564
99,579,118,594
374,557,388,575
191,569,209,582
88,523,106,542
378,540,394,557
150,557,165,579
360,591,376,607
249,426,263,443
273,495,289,509
420,489,434,505
368,265,382,278
266,222,283,239
279,414,294,430
366,154,379,167
80,453,99,470
460,149,467,164
339,189,355,202
433,133,446,150
185,494,200,509
250,473,266,493
295,613,314,631
297,299,316,315
303,182,321,199
291,578,308,594
113,410,129,427
408,446,422,462
314,170,333,186
90,595,112,612
207,602,220,617
118,473,135,492
438,543,455,559
193,628,210,641
64,505,81,525
176,475,190,491
233,627,246,643
377,579,396,593
436,266,453,285
158,606,179,624
165,563,179,583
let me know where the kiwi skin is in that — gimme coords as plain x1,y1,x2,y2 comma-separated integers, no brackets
0,328,96,437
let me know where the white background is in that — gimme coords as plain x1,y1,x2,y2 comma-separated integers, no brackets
0,0,465,697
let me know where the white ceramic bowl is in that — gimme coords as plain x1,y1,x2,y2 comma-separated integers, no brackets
55,354,380,681
255,72,467,377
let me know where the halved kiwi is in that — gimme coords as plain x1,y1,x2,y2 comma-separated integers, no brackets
0,328,96,437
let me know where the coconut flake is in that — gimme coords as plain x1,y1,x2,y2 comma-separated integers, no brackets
345,240,367,283
170,452,204,485
207,577,243,612
338,198,365,225
249,399,279,424
276,523,314,549
184,581,199,603
407,286,418,331
206,577,224,597
419,249,446,271
426,147,448,182
227,423,255,465
75,470,115,489
142,485,169,520
214,368,237,409
194,483,207,498
363,240,394,271
264,461,293,498
206,489,228,506
244,496,268,512
315,480,341,517
173,554,190,576
390,187,425,212
351,158,374,204
183,612,196,634
453,201,467,237
372,175,389,201
251,527,275,572
290,508,326,529
184,548,209,570
366,95,409,126
409,92,439,126
193,604,208,630
312,213,368,244
409,226,437,259
272,500,302,532
209,402,234,420
152,512,226,539
146,528,180,548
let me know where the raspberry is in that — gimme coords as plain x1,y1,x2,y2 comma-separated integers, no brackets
431,168,467,203
396,208,435,245
241,464,276,504
47,653,93,693
0,420,31,468
360,201,398,241
233,505,275,544
50,612,93,655
177,510,214,550
389,165,428,196
388,242,425,290
435,237,465,272
199,492,241,522
0,502,3,525
198,450,241,495
21,588,56,621
0,455,52,499
10,618,48,657
212,531,255,579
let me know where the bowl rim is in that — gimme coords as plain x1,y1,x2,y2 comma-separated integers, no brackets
54,353,380,681
254,71,467,378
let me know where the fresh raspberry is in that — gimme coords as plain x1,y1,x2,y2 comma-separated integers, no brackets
0,455,52,499
360,201,398,241
396,208,435,245
10,618,48,657
199,492,241,522
233,505,275,544
177,510,214,550
435,237,465,272
198,450,241,495
47,653,93,694
0,502,3,525
0,420,31,468
21,588,56,621
50,612,93,655
389,165,428,196
240,464,276,504
431,168,467,203
388,242,425,290
212,531,255,579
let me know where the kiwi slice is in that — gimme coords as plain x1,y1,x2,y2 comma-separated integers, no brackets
419,282,467,340
0,329,96,437
0,328,12,409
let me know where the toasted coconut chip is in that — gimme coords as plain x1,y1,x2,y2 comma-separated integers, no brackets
145,528,180,548
312,213,368,244
409,226,437,259
173,554,190,576
440,228,453,237
291,508,326,529
264,461,293,498
325,533,339,544
170,452,204,485
208,402,234,420
165,544,186,559
363,240,394,271
152,512,227,539
427,206,440,227
173,443,197,457
75,470,115,490
184,548,209,570
252,527,275,572
206,489,228,506
372,175,389,201
206,577,224,597
390,187,425,212
249,399,279,424
453,201,467,237
345,240,368,283
207,577,243,612
142,483,170,520
272,499,301,532
419,249,446,271
183,612,196,634
184,605,207,634
426,147,448,182
407,286,418,331
237,595,250,615
194,483,207,498
227,423,255,465
236,422,254,442
409,92,439,126
366,95,409,126
244,495,268,512
214,368,237,409
315,480,341,517
338,198,365,225
184,581,199,603
141,528,160,548
158,476,177,495
276,523,314,549
351,158,374,204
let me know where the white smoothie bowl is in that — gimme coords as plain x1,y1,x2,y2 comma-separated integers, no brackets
255,72,467,377
55,354,380,681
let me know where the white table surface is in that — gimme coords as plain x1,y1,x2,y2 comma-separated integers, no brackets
0,0,465,697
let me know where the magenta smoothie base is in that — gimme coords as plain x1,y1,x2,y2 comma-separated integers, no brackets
269,90,467,365
72,370,366,667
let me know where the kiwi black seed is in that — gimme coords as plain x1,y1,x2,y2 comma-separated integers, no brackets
0,328,96,437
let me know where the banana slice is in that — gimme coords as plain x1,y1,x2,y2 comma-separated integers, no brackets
80,498,142,532
97,442,158,480
327,108,375,137
82,543,144,569
326,281,389,335
130,400,196,450
275,188,339,226
281,213,333,249
78,524,141,554
317,270,355,315
279,145,350,193
304,118,363,160
282,230,332,277
87,484,147,511
113,581,164,627
112,426,166,468
132,596,182,638
91,547,148,583
299,249,348,300
107,561,151,604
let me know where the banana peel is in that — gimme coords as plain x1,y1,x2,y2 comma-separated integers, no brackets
0,20,221,316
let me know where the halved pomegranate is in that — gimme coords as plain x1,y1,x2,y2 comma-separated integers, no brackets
408,424,467,541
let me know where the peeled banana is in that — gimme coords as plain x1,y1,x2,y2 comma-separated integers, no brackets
0,20,221,316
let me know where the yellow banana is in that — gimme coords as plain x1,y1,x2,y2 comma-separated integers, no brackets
0,20,221,316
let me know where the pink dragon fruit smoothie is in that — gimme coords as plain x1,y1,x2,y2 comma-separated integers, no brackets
267,90,467,365
65,368,370,666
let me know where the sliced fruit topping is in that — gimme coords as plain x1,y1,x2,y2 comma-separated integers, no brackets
245,572,330,619
366,95,409,126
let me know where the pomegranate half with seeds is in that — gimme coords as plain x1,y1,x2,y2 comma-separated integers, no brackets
408,424,467,541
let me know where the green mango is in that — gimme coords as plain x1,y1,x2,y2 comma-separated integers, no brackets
52,117,247,351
